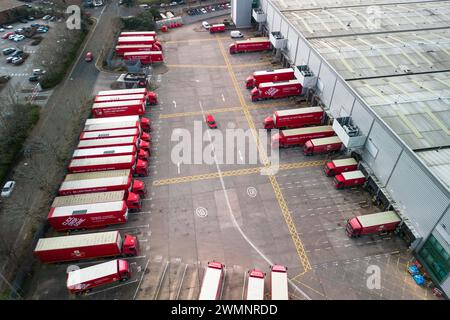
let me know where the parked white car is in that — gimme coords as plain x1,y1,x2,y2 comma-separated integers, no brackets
1,181,16,198
13,35,25,42
202,21,210,29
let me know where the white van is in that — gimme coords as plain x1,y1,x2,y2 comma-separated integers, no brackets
230,30,244,38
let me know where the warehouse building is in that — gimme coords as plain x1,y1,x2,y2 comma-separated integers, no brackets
232,0,450,296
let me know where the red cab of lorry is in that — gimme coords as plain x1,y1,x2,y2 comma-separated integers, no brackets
272,125,335,148
48,200,128,231
85,115,151,132
334,170,366,189
68,155,149,177
59,170,146,196
263,107,324,130
246,68,295,89
92,99,146,117
229,37,271,54
303,136,342,156
324,158,358,176
346,211,401,238
77,136,150,153
34,231,139,263
251,80,302,101
209,24,225,33
67,259,131,294
123,51,163,64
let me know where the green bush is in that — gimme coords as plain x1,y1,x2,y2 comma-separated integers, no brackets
121,10,156,31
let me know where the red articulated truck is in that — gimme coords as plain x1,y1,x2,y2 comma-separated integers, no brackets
209,24,225,33
324,158,358,176
48,201,128,231
120,31,156,38
96,88,157,106
114,45,154,56
52,190,141,212
334,170,366,189
263,107,324,130
199,261,225,300
246,269,265,300
83,120,144,134
251,80,302,101
77,136,150,152
59,170,146,196
123,51,163,64
79,128,150,142
72,146,149,162
229,37,271,54
35,231,139,263
67,259,131,294
94,93,147,104
246,68,295,89
117,36,155,46
92,100,146,118
272,125,335,148
346,211,401,238
270,265,288,300
85,115,151,132
68,155,149,177
303,136,343,156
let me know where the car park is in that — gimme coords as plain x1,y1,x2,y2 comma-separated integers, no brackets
2,48,16,55
1,181,16,198
12,57,24,65
49,17,56,22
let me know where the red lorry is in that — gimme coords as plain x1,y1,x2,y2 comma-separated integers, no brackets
92,100,146,117
72,146,149,161
96,88,157,106
251,80,302,101
115,45,154,56
85,115,151,132
35,230,139,263
199,261,225,300
263,107,324,130
59,170,146,196
77,136,150,152
52,190,141,211
346,211,401,238
68,155,149,177
324,158,358,176
272,125,335,148
117,36,155,46
120,31,156,38
79,128,150,142
334,170,366,189
229,37,271,54
83,120,145,134
48,200,128,231
67,259,131,294
246,68,295,89
303,136,342,156
94,93,147,104
209,24,225,33
123,51,163,64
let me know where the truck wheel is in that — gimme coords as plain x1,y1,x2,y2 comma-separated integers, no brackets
121,277,129,282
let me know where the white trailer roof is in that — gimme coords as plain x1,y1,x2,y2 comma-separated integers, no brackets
282,125,333,137
73,146,135,158
271,269,288,300
84,121,140,132
60,176,130,191
92,100,143,109
275,106,323,117
81,129,139,139
236,37,269,44
52,191,126,207
51,201,124,218
120,31,156,35
124,51,162,56
310,136,342,146
64,170,131,181
115,44,153,48
358,211,401,228
341,170,365,180
94,94,145,103
332,158,358,167
77,136,137,149
70,155,133,167
118,36,154,42
35,231,119,252
96,88,147,96
259,79,301,88
85,115,141,125
199,266,222,300
254,68,294,76
67,259,118,286
246,275,265,300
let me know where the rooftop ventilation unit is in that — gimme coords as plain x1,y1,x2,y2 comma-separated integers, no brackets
269,31,287,49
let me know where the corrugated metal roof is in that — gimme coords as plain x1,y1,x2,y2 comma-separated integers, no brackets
416,148,450,189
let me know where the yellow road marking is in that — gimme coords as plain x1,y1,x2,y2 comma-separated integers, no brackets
166,61,273,70
165,37,228,44
290,277,326,298
215,35,312,274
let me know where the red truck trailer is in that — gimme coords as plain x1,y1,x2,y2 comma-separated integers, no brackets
251,80,302,101
246,269,265,300
67,259,131,294
229,37,271,54
77,136,150,152
68,155,149,177
120,31,156,38
83,120,144,134
85,115,151,132
270,265,288,300
94,93,147,104
346,211,401,238
334,170,366,189
48,200,128,231
303,136,343,156
272,125,335,148
52,190,141,211
324,158,358,176
115,45,154,56
117,36,155,46
92,100,146,118
209,24,225,33
79,128,150,142
59,170,146,196
123,51,163,64
72,146,149,161
263,107,324,130
199,261,225,300
246,68,295,89
96,88,157,106
35,231,139,263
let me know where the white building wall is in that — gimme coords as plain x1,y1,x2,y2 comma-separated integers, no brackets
329,81,356,118
231,0,253,28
